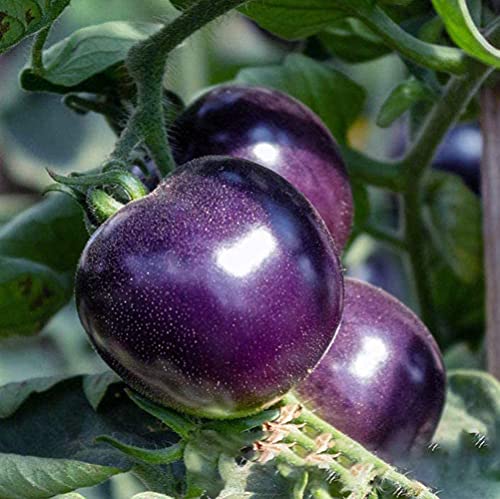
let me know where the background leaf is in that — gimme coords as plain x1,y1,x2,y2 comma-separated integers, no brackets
424,172,482,284
239,0,347,40
318,18,391,63
0,0,71,54
0,195,87,338
0,455,121,499
0,375,66,418
377,77,435,128
27,21,161,88
82,371,121,411
236,53,366,143
399,370,500,499
0,376,181,498
132,493,175,499
431,0,500,68
216,455,295,498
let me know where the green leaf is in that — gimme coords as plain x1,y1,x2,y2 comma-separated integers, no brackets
236,54,366,143
424,172,482,283
444,343,484,370
127,391,197,440
96,436,184,465
217,455,295,498
0,454,121,499
25,21,161,88
319,18,391,63
400,370,500,499
0,375,66,418
377,77,435,127
83,371,121,411
240,0,357,40
0,195,88,338
240,1,348,40
183,423,270,497
0,256,70,338
379,0,415,5
132,494,175,499
0,376,180,498
0,0,70,54
431,0,500,68
184,434,224,497
429,247,484,345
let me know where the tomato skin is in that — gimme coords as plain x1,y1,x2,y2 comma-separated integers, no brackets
76,156,343,419
297,278,446,459
171,85,353,251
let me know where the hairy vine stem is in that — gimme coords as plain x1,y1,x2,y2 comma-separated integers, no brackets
284,395,439,499
31,26,50,75
113,0,248,176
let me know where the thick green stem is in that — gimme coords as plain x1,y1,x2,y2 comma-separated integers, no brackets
363,223,406,251
285,394,438,499
31,26,50,75
113,0,247,176
350,4,468,75
399,62,492,335
341,147,405,192
283,428,360,489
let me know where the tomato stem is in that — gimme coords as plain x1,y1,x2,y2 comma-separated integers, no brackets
351,3,468,75
285,393,439,499
30,26,50,76
111,0,248,176
399,61,493,339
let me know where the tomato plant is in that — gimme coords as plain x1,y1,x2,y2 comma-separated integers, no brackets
0,1,499,498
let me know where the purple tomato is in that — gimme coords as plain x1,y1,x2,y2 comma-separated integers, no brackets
297,278,445,458
171,85,353,251
76,156,344,418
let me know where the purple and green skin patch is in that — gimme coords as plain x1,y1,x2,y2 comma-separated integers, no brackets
76,157,344,419
171,85,353,251
297,278,446,459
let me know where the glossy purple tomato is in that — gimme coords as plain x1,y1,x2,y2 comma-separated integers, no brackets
171,85,353,251
76,156,344,419
297,278,445,458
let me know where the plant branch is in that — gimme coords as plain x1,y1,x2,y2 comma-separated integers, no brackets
397,61,493,335
350,4,468,75
113,0,248,176
285,394,439,499
340,147,405,192
480,83,500,379
363,223,406,251
31,26,50,75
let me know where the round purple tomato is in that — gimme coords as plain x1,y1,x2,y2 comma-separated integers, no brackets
171,85,353,251
297,278,445,458
76,156,344,419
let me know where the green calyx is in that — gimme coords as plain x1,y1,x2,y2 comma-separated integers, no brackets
45,167,148,232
